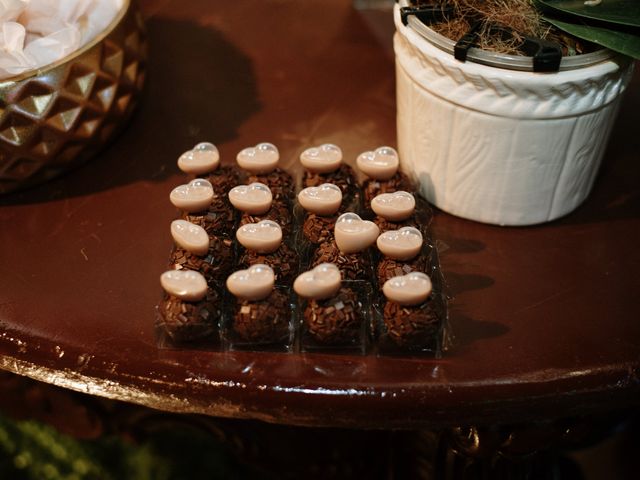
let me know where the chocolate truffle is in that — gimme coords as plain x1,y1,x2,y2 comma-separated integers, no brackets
302,214,336,244
304,288,363,345
377,256,430,286
382,298,441,348
170,236,234,284
304,164,358,200
238,243,298,283
183,196,235,235
204,165,240,197
363,172,414,205
240,202,293,236
157,290,220,343
312,241,370,281
248,168,294,202
233,289,290,343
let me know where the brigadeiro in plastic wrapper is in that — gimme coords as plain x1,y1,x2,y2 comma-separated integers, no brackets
357,146,413,205
156,270,221,344
294,264,368,351
170,177,235,235
301,144,358,201
375,226,428,285
311,213,379,280
237,142,294,202
229,182,293,236
169,224,234,284
298,183,343,245
225,264,293,348
378,272,445,354
371,191,425,233
177,142,239,196
236,220,298,284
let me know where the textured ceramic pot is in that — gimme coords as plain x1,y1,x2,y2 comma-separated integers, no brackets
394,4,633,226
0,0,147,195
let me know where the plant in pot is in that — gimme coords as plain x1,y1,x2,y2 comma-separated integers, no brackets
394,0,639,225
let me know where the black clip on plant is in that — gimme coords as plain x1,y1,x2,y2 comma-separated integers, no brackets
520,36,563,72
400,5,453,27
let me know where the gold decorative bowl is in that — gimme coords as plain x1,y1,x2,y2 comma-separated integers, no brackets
0,0,147,194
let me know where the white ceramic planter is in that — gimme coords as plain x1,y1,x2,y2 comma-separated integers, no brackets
394,4,634,225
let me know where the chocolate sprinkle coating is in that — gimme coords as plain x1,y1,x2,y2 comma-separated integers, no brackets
304,164,358,200
383,298,441,347
374,215,421,234
183,196,235,235
233,289,290,343
376,256,429,286
248,168,294,202
170,237,234,284
302,214,336,244
238,243,298,283
304,288,363,345
312,241,370,281
205,165,240,198
157,290,220,343
363,172,414,205
240,202,293,237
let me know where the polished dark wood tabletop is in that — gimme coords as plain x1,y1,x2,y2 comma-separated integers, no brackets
0,0,638,429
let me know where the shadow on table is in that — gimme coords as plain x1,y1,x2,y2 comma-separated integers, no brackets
447,312,509,350
0,17,260,207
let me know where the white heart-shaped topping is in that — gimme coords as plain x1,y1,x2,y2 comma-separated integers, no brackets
226,264,275,301
297,183,342,215
161,270,208,301
177,142,220,174
170,220,209,256
334,212,380,254
383,272,432,306
293,263,341,300
236,220,282,253
170,178,214,212
371,191,415,221
376,227,423,260
356,146,399,180
300,144,342,173
228,182,273,214
236,142,279,174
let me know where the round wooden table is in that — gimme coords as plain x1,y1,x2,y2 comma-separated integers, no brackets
1,1,638,477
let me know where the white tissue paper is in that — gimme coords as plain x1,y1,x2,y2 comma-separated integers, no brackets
0,0,124,80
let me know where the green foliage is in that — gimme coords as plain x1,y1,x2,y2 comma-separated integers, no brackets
544,16,640,59
535,0,640,59
537,0,640,27
0,413,255,480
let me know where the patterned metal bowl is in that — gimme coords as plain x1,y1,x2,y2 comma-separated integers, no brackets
0,0,147,194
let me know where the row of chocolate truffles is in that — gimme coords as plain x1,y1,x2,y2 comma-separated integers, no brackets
169,185,427,291
297,179,428,285
169,179,428,291
159,140,436,345
162,187,433,347
175,141,296,282
175,140,412,212
159,141,292,342
200,140,415,211
175,141,293,203
159,257,438,348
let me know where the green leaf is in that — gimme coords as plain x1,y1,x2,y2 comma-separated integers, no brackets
543,16,640,58
537,0,640,28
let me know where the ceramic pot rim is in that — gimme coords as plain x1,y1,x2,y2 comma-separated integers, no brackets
397,0,615,73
